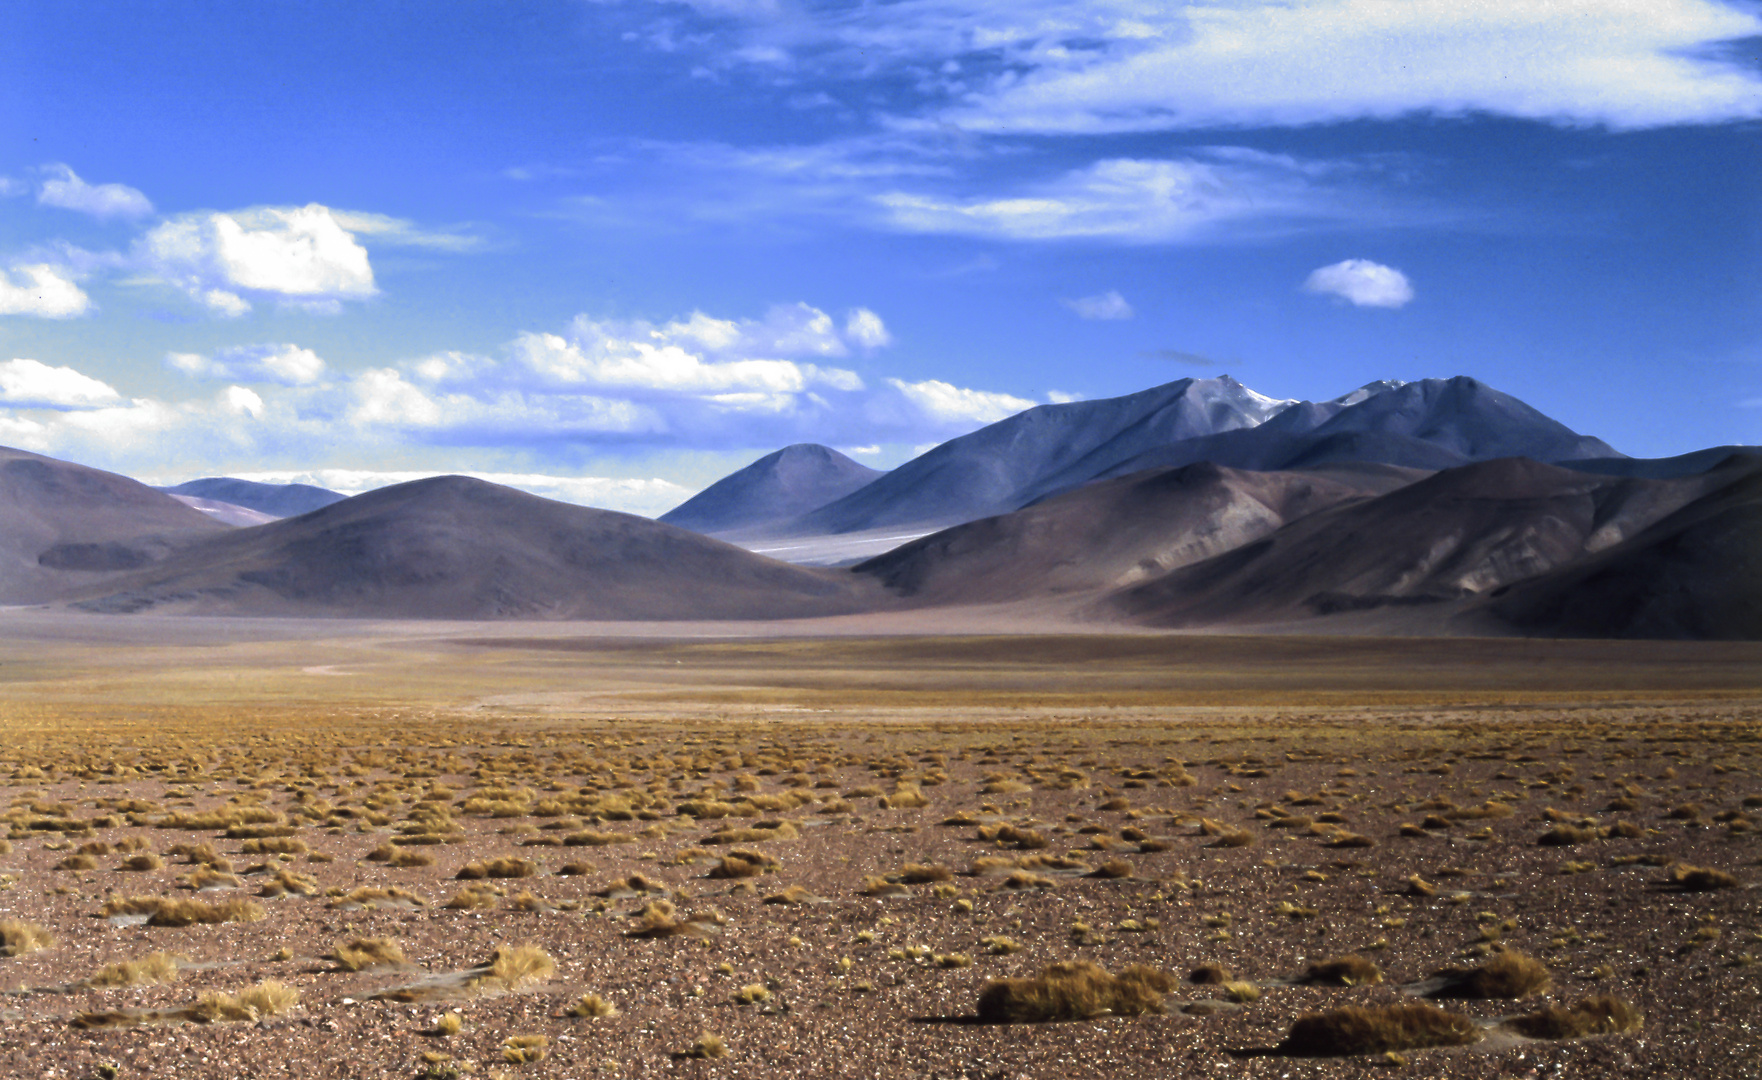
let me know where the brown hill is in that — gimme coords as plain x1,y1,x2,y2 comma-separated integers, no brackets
1102,457,1738,631
0,446,227,604
1485,454,1762,639
74,475,887,620
853,461,1425,606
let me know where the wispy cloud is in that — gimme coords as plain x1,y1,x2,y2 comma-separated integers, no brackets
875,152,1374,243
625,0,1762,132
36,164,154,219
1061,290,1132,320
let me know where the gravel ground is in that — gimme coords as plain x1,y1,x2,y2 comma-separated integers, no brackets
0,700,1757,1080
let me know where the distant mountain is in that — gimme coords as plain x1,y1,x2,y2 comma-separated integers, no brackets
1023,376,1620,503
0,446,227,603
1558,447,1756,480
659,444,884,535
791,375,1295,535
167,494,280,528
159,477,347,518
1103,457,1726,630
854,461,1426,606
77,475,885,620
1488,452,1762,639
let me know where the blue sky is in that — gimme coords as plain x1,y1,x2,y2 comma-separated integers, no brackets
2,0,1760,514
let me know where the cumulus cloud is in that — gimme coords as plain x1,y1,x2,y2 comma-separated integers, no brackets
844,308,892,349
36,164,154,219
0,264,90,318
498,303,867,398
167,343,328,386
219,385,265,419
1062,290,1133,320
136,204,376,315
0,358,121,409
1303,259,1415,309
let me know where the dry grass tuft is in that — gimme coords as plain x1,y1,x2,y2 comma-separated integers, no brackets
259,869,319,897
1668,865,1740,891
444,886,498,910
1503,995,1643,1039
899,862,954,883
1297,955,1384,987
502,1034,549,1064
707,850,777,879
674,1032,728,1060
625,900,723,939
1431,950,1551,999
0,919,55,957
473,944,556,992
566,993,618,1018
102,896,265,927
976,960,1175,1022
1282,1003,1482,1055
189,980,301,1022
82,951,180,988
456,857,538,880
1188,962,1231,985
332,937,407,971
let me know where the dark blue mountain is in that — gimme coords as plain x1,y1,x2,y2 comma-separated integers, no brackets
659,444,883,535
158,478,347,519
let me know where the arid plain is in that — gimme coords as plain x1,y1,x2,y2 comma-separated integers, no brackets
1,613,1759,1079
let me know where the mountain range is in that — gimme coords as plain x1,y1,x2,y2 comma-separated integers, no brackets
0,373,1752,638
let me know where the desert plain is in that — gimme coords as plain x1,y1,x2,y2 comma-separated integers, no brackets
0,613,1758,1080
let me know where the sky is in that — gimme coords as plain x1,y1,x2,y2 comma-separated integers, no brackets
2,0,1760,515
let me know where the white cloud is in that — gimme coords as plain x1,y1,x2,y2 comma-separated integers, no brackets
326,209,481,252
220,385,266,419
136,204,376,315
937,0,1762,133
1061,290,1133,320
167,343,328,386
0,265,91,318
881,377,1036,426
36,164,154,219
501,303,868,397
844,308,892,349
1303,259,1415,309
877,153,1355,243
0,358,121,409
667,0,1762,132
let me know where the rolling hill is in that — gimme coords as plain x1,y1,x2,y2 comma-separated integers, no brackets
0,446,228,604
75,474,885,620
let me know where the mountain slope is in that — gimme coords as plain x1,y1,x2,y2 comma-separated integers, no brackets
1486,454,1762,639
160,477,347,518
0,446,228,603
76,475,884,620
852,461,1426,606
1103,457,1725,630
791,375,1293,535
659,444,883,535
